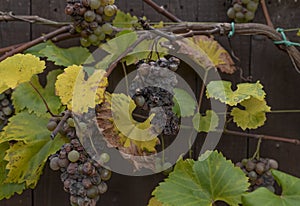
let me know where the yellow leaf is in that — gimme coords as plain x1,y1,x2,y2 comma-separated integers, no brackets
192,36,236,74
0,54,45,93
55,65,108,112
148,197,164,206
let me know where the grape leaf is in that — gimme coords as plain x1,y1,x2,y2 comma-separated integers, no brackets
242,170,300,206
206,81,266,106
231,97,271,130
55,65,108,112
113,10,139,28
12,70,64,116
0,142,26,200
0,112,68,187
96,32,138,70
191,35,236,74
297,29,300,36
111,93,157,142
192,110,219,132
24,41,49,57
153,150,249,206
148,197,165,206
0,54,45,93
172,88,197,117
38,41,93,66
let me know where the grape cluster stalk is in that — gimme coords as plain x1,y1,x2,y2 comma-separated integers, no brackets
227,0,259,22
236,157,279,192
48,116,111,206
0,89,14,130
130,57,180,136
64,0,118,47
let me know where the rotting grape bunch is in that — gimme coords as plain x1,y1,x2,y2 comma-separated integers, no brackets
64,0,118,47
130,57,181,136
0,89,14,130
48,114,111,206
227,0,259,22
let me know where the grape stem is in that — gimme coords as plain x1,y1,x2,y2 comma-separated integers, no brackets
197,70,209,112
50,110,71,139
224,129,300,146
142,0,182,22
0,11,71,26
260,0,274,28
0,25,72,61
251,138,262,160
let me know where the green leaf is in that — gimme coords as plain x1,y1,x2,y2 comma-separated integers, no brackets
192,110,219,132
24,42,49,57
96,32,138,70
0,54,45,93
231,97,271,130
172,88,197,117
39,41,93,66
0,112,68,187
297,29,300,36
113,10,139,28
12,70,64,116
242,170,300,206
0,142,26,200
206,81,266,106
153,150,249,206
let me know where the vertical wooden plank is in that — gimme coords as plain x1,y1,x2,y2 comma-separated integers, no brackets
0,1,31,47
169,0,198,21
0,0,32,204
249,0,300,176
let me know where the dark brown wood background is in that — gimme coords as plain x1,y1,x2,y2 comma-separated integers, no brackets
0,0,300,205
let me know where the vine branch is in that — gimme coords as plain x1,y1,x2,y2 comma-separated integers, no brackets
0,11,70,26
260,0,274,28
0,25,72,61
142,0,182,22
224,129,300,145
51,110,71,139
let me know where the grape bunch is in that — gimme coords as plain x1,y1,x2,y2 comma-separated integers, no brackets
64,0,118,47
48,116,111,206
0,89,14,130
236,157,279,192
227,0,259,23
130,57,180,136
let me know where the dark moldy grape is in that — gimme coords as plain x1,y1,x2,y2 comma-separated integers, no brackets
48,114,111,206
236,157,279,192
63,0,118,47
0,89,14,130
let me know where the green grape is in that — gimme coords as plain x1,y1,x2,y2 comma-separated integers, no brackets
88,34,99,44
67,118,75,127
242,0,250,4
235,11,245,21
247,1,258,12
99,153,110,163
102,15,113,22
97,32,106,41
100,168,111,181
47,121,58,131
233,3,243,12
75,25,83,33
108,0,115,5
104,5,116,16
134,95,145,107
90,0,101,10
266,185,275,193
100,0,109,6
80,37,91,47
1,99,9,106
98,182,108,194
68,150,80,162
101,23,113,35
86,186,99,198
2,106,12,116
94,26,103,35
49,157,60,171
227,7,236,19
92,39,101,46
245,11,255,21
248,171,258,181
84,10,96,22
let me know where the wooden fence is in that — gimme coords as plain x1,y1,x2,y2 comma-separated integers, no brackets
0,0,299,205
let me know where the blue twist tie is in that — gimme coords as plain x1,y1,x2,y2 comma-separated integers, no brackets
274,28,300,47
228,22,235,38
